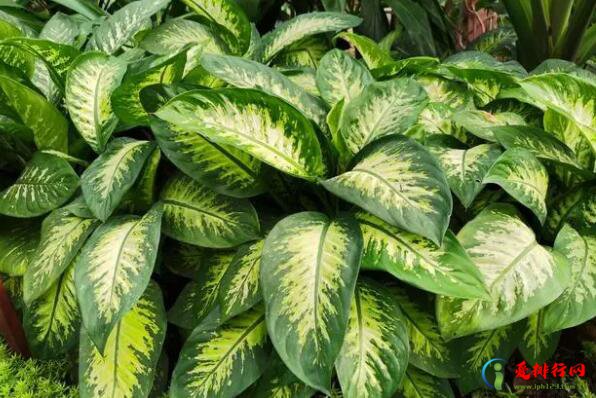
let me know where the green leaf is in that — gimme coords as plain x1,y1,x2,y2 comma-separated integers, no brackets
170,306,268,398
163,240,206,279
23,206,99,304
122,146,162,213
181,0,251,55
483,148,549,223
0,217,39,276
335,278,409,398
81,138,155,221
337,78,428,163
493,125,582,169
545,184,596,239
258,12,361,63
385,0,436,55
415,75,474,110
315,49,373,107
0,152,79,218
436,204,572,340
371,57,440,80
0,19,34,76
544,109,595,171
218,239,263,320
201,53,327,128
23,263,80,358
87,0,170,54
334,31,393,69
452,110,526,142
518,73,596,154
542,225,596,333
428,143,501,208
399,365,454,398
160,173,260,248
168,251,233,329
519,310,560,364
155,88,327,181
75,205,163,352
151,119,264,198
322,135,452,246
0,75,68,152
251,353,314,398
65,52,127,153
112,51,187,127
260,212,362,393
356,211,487,299
79,281,167,398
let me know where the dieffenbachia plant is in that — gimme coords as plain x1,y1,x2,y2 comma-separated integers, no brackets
0,0,594,397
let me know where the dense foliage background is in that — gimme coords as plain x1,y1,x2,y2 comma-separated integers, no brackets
0,0,594,397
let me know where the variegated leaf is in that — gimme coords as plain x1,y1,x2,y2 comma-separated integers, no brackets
338,78,428,163
168,251,233,329
218,240,263,320
65,52,127,153
170,306,269,398
281,67,320,96
160,173,260,248
151,119,265,198
452,109,526,142
428,143,501,208
23,206,99,304
112,51,186,126
544,109,595,171
493,125,582,169
81,138,154,221
258,12,361,63
0,19,35,76
335,278,409,398
372,58,440,81
251,353,314,398
201,53,327,128
181,0,251,55
121,146,161,213
322,135,452,246
334,32,393,69
542,225,596,333
0,75,68,152
163,240,206,279
436,204,571,340
155,88,327,181
260,212,362,393
79,281,166,398
356,211,487,299
544,184,596,240
75,205,163,352
518,73,596,154
415,75,474,110
87,0,170,54
519,310,560,364
0,152,78,218
483,148,549,223
399,366,454,398
315,49,373,107
23,263,80,358
0,217,39,276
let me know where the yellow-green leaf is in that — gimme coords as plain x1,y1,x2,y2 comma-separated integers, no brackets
0,217,39,276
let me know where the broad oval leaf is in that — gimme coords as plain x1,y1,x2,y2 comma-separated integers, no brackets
201,53,327,128
23,263,80,358
372,57,440,80
322,135,452,245
0,217,40,276
87,0,170,54
483,148,549,223
428,143,502,208
436,204,571,340
452,109,526,142
155,88,327,180
260,212,362,392
338,78,428,163
0,75,68,151
75,205,163,352
251,353,314,398
170,306,269,398
356,211,488,299
519,310,560,364
315,48,373,107
81,138,155,221
545,184,596,240
0,152,79,218
335,278,409,398
160,173,260,248
544,109,595,171
542,225,596,333
258,12,361,63
399,366,454,398
23,206,99,304
79,281,167,398
65,52,127,153
218,240,263,320
334,31,393,69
